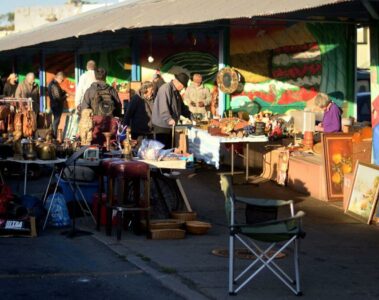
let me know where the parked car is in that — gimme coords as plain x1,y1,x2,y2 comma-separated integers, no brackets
356,69,371,123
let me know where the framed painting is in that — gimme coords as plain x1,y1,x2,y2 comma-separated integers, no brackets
322,133,354,201
345,162,379,224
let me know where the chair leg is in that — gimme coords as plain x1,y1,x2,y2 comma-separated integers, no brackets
294,238,302,296
229,233,236,295
96,176,103,231
105,178,114,236
116,209,122,241
105,206,112,236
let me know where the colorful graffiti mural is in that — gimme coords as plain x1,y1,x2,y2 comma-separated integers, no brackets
229,22,354,115
140,31,219,84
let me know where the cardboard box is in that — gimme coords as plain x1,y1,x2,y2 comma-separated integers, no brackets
288,155,327,201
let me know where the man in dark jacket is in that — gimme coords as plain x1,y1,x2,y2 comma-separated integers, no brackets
48,72,67,137
81,67,121,117
124,81,154,140
152,73,191,148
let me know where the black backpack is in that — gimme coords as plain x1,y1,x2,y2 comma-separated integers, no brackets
91,85,115,116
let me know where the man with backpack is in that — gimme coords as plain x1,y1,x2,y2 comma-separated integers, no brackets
81,67,121,146
81,67,121,117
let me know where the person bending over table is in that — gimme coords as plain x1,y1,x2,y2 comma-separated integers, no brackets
151,73,191,149
314,92,342,133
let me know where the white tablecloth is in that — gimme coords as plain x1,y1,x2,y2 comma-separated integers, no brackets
187,128,268,169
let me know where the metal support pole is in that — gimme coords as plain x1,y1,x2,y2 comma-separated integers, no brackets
39,51,46,112
231,143,234,176
246,143,249,182
23,164,28,195
218,27,230,116
131,36,141,82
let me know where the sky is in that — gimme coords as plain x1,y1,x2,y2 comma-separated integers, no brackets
0,0,105,15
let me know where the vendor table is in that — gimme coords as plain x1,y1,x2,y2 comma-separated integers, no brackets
132,158,191,212
188,128,268,182
43,158,97,230
6,157,66,197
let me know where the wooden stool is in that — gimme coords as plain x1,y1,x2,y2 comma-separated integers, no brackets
96,158,123,231
106,161,150,240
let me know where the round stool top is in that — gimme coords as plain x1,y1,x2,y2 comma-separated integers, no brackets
109,160,149,179
100,158,123,175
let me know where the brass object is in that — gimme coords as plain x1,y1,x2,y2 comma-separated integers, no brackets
122,140,132,159
37,141,56,160
13,140,23,159
56,129,63,144
103,132,112,152
23,139,37,160
45,131,53,143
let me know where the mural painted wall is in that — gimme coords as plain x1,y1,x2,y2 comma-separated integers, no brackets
229,21,355,116
81,48,131,102
140,31,219,89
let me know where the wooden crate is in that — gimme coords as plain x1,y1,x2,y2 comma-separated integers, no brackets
149,229,185,240
0,216,37,238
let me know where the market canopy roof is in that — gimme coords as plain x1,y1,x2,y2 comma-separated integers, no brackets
0,0,374,53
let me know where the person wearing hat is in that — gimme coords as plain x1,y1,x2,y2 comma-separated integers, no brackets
152,72,191,148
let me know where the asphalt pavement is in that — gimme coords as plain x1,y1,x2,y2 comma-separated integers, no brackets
0,229,183,300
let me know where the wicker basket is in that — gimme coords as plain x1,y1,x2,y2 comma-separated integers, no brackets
140,219,185,230
149,229,186,240
170,211,197,221
186,221,212,235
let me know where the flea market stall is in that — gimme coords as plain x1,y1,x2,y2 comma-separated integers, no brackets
1,0,379,239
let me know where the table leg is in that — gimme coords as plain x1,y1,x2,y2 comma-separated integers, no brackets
43,167,64,230
24,164,28,195
231,144,234,176
42,167,55,205
0,170,4,184
176,179,192,212
75,182,96,224
246,143,249,183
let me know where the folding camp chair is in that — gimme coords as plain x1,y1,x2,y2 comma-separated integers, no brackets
220,174,305,296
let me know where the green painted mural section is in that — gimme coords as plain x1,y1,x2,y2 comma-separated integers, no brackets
81,48,131,86
307,23,355,117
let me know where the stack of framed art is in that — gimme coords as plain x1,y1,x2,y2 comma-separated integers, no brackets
345,162,379,224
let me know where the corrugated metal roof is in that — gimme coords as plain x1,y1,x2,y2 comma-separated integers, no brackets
0,0,353,52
